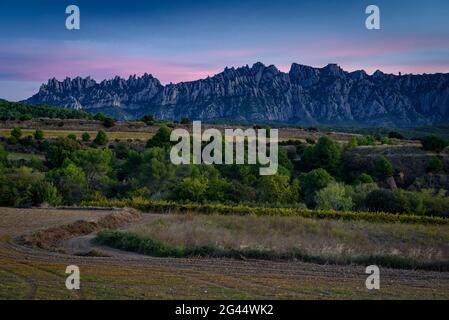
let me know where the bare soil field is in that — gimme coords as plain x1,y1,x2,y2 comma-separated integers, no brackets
0,208,448,300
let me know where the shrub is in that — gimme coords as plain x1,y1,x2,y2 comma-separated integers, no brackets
20,135,35,146
115,142,130,159
348,137,358,149
0,167,46,207
374,156,394,178
141,115,155,125
45,137,81,169
258,175,299,204
94,130,108,145
34,129,44,140
349,183,379,211
355,173,374,184
356,135,376,146
94,230,449,270
47,163,87,204
10,127,22,139
67,134,77,141
299,168,334,207
315,183,353,211
81,198,449,225
427,156,444,173
306,138,316,145
393,189,424,215
389,131,405,140
81,132,91,142
365,189,397,213
379,136,391,145
175,177,208,202
418,189,449,217
72,148,113,191
146,126,172,148
19,114,32,121
7,136,18,145
0,145,7,165
421,136,448,153
301,136,341,174
103,117,116,128
93,112,106,121
31,181,62,206
129,187,152,199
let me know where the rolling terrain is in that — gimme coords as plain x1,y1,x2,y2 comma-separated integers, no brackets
0,208,448,300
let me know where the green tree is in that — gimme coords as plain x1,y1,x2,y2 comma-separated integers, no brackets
355,173,374,185
299,168,334,207
34,129,44,140
365,189,397,213
47,163,87,204
258,175,299,204
45,137,80,169
421,136,448,153
175,176,208,202
146,126,172,148
374,156,394,178
0,145,7,166
427,156,444,173
0,167,45,207
278,147,294,175
301,136,341,174
31,180,62,206
141,115,155,125
389,131,405,140
315,183,353,211
11,127,22,139
348,183,379,211
73,148,113,191
94,130,108,145
115,142,130,159
132,147,176,195
46,137,79,167
103,117,116,128
93,112,106,121
81,132,91,142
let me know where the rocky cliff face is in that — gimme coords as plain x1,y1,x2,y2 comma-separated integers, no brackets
24,62,449,126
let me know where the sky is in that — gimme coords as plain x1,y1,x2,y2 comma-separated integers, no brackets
0,0,448,101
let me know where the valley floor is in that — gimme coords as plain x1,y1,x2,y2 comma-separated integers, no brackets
0,207,448,300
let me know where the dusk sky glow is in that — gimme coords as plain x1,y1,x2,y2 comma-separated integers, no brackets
1,0,448,101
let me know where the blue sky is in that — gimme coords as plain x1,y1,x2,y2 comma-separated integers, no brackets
0,0,448,100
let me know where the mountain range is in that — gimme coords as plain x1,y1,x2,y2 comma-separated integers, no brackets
23,62,449,127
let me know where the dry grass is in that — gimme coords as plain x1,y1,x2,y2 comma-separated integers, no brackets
0,208,448,299
129,214,449,265
0,129,153,140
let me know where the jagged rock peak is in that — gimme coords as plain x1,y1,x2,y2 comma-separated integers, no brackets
24,62,449,126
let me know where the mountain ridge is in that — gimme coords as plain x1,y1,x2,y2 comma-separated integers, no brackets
23,62,449,127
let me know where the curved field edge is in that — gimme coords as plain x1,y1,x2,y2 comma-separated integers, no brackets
81,199,449,225
94,230,449,272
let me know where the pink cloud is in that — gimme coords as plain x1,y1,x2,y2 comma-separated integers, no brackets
1,34,448,87
0,40,221,83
